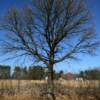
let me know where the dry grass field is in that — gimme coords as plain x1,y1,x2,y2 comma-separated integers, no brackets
0,80,100,100
0,80,100,88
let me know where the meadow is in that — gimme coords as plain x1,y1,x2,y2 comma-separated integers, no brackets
0,80,100,100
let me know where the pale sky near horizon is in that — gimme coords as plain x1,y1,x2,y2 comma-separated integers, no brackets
0,0,100,73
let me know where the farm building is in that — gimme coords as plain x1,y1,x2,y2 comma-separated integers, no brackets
66,72,74,80
0,65,11,79
58,71,74,80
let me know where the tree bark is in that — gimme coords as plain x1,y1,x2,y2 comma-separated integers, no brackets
47,64,55,100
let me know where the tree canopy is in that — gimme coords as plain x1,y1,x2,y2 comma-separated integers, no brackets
0,0,99,99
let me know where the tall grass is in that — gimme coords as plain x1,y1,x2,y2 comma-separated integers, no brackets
0,80,100,100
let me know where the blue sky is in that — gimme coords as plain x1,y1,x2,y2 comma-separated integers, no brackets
0,0,100,73
56,0,100,73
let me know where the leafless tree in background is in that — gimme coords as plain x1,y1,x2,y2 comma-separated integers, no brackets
0,0,99,99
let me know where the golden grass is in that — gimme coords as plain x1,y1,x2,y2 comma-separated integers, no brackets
0,80,100,100
0,80,100,88
0,91,99,100
59,80,100,88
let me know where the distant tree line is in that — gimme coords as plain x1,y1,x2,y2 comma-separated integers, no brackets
0,65,100,80
0,65,45,80
0,65,60,80
12,66,47,80
0,65,69,80
78,68,100,80
0,65,11,79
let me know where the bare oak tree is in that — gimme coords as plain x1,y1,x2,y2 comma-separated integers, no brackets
0,0,99,99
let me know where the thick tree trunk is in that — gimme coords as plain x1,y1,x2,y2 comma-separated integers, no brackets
47,64,55,100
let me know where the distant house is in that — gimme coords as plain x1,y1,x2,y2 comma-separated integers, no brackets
66,72,74,80
58,71,74,80
0,65,11,79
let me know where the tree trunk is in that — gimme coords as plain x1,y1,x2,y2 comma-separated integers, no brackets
47,64,55,100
